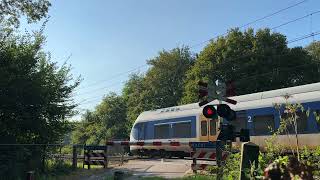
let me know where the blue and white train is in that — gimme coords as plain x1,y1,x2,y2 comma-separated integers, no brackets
130,82,320,157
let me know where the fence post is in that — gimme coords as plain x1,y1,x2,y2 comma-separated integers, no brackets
88,149,91,170
72,145,77,169
239,142,259,180
26,171,34,180
83,145,85,169
121,146,124,165
192,146,197,174
104,145,108,168
216,140,222,180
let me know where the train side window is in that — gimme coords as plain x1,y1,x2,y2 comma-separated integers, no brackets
154,124,170,139
253,115,275,135
281,111,308,134
210,120,216,135
172,121,191,138
201,121,207,136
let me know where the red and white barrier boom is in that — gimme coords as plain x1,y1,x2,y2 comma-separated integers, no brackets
105,141,191,146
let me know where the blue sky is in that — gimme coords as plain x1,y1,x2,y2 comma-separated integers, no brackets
21,0,320,119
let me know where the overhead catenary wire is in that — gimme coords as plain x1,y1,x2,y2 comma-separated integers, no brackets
76,30,320,106
75,10,318,101
77,64,148,91
288,30,320,43
189,0,308,49
75,81,125,97
73,0,308,95
271,10,320,30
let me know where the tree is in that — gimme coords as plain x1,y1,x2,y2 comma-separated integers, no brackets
181,28,320,104
144,47,194,108
0,0,51,28
306,41,320,61
72,92,128,145
0,33,80,177
122,73,147,124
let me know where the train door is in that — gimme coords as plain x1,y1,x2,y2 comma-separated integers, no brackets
199,115,218,141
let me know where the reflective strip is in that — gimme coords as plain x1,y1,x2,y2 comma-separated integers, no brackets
153,141,162,146
191,151,216,160
191,151,228,160
136,142,144,146
121,141,129,146
170,142,180,146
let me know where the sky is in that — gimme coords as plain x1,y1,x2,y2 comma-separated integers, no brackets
21,0,320,119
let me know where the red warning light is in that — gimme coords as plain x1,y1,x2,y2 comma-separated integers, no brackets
202,105,218,119
207,108,213,115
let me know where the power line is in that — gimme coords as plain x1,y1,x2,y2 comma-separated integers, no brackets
76,30,320,107
200,30,320,68
271,10,320,30
77,64,147,91
74,0,314,109
190,0,308,48
73,0,308,94
288,31,320,43
234,62,320,85
75,81,125,97
239,0,308,29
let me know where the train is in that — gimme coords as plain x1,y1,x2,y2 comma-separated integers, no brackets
129,82,320,157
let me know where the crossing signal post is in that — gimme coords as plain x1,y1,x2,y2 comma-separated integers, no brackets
198,81,211,107
198,79,249,142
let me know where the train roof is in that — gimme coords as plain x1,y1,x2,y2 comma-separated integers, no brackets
231,82,320,103
135,82,320,123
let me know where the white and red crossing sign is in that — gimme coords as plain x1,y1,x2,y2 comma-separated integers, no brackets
190,150,228,170
191,151,228,160
189,141,229,173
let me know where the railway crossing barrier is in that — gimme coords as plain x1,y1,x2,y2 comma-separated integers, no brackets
83,145,108,169
79,140,232,177
190,140,230,179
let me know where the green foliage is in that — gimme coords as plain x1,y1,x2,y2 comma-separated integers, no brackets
122,47,194,124
207,152,241,179
123,73,147,124
0,0,51,28
306,41,320,61
181,28,320,104
0,32,80,178
144,47,194,109
72,93,128,145
222,153,241,179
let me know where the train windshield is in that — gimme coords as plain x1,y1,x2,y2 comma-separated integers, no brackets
132,123,145,140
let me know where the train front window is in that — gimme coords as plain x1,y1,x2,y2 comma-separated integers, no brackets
154,124,170,139
253,115,275,135
172,121,191,138
133,123,145,140
201,121,207,136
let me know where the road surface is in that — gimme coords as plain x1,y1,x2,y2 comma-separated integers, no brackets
78,158,193,180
